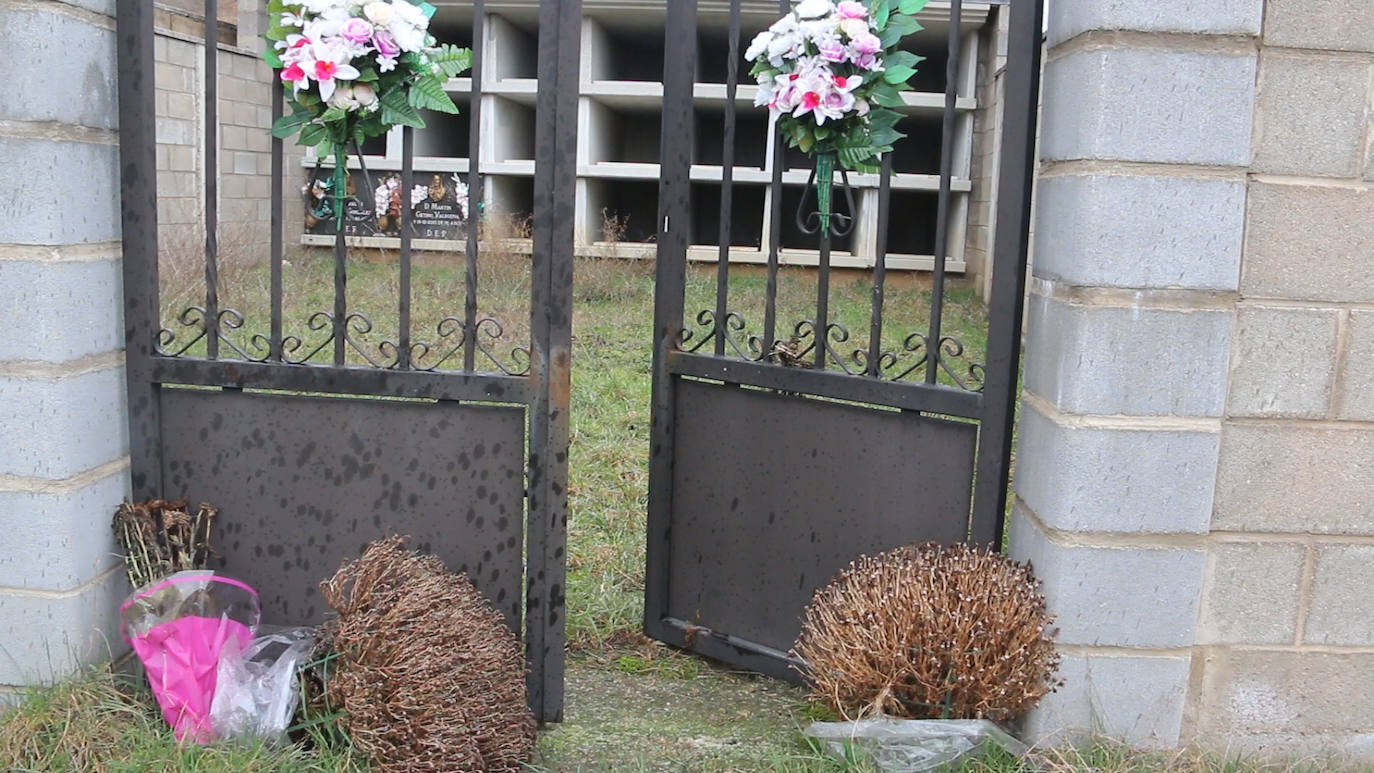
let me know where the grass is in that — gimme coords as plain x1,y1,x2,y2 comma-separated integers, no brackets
2,251,1333,770
0,667,366,772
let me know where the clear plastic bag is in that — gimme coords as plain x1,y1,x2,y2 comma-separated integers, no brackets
119,571,261,743
209,626,317,744
803,718,1029,772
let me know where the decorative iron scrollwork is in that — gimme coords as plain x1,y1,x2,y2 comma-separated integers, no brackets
677,307,986,392
405,317,530,375
156,306,210,357
157,306,271,362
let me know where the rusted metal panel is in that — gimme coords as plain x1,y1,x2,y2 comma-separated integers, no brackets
665,380,977,659
159,388,526,632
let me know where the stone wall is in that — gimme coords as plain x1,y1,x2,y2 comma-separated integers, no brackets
1014,0,1374,762
154,1,274,271
0,0,276,700
0,0,129,702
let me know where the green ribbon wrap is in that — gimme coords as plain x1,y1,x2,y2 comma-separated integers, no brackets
815,151,836,238
333,144,348,230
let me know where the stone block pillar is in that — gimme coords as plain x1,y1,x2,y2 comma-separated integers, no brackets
0,0,129,700
1016,0,1374,761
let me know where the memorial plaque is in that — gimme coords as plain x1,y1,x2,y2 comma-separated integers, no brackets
303,169,469,241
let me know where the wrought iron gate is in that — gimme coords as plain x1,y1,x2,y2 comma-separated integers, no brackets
116,0,578,720
644,0,1044,680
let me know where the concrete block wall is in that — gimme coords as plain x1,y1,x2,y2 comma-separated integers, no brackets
0,0,130,700
1015,0,1374,761
154,2,274,270
965,7,1007,301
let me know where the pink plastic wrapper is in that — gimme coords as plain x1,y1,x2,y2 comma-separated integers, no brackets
120,571,260,743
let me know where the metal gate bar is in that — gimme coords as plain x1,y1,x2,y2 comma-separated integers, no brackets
972,0,1044,544
115,0,573,720
646,0,1045,676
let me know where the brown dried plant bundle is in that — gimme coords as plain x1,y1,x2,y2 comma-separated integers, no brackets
319,536,535,773
111,499,218,589
793,542,1061,722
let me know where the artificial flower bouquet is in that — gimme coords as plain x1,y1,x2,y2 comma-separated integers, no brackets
263,1,471,225
748,0,928,232
749,0,928,171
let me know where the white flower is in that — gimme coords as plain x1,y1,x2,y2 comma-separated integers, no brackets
388,1,431,51
377,55,398,72
329,84,359,110
411,184,429,208
745,30,771,62
352,82,378,107
800,18,839,45
793,0,835,20
839,17,869,39
362,1,394,26
766,28,803,67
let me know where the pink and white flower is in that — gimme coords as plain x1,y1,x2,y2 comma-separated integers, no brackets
836,1,868,20
339,18,374,44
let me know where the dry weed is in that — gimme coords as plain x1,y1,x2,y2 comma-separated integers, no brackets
794,542,1061,722
319,536,534,772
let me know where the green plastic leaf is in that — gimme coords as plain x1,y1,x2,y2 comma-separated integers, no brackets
869,81,905,107
898,0,928,14
883,64,917,85
886,50,921,71
298,122,328,147
418,2,437,19
868,108,902,130
886,13,921,37
872,0,891,31
408,74,460,113
879,14,921,47
380,86,427,128
319,106,347,123
430,44,474,79
271,108,315,138
262,44,283,69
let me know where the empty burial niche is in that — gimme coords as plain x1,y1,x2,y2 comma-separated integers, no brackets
487,175,534,223
885,190,939,257
900,36,950,94
690,183,766,248
584,16,665,82
588,178,659,244
358,133,387,157
889,114,944,175
486,14,538,81
426,15,474,54
415,94,472,159
696,21,770,84
488,97,536,163
585,99,662,165
694,105,769,169
779,183,858,254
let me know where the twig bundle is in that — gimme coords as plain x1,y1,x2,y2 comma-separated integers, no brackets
319,536,534,772
794,542,1061,722
111,499,218,589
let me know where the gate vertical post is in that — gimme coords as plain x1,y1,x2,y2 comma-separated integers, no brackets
117,0,164,501
643,0,697,642
528,0,580,723
971,0,1043,545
